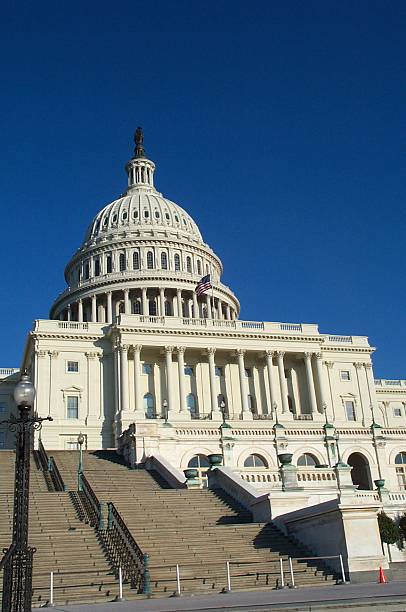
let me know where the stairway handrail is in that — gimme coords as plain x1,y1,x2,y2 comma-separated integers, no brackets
48,456,67,492
80,473,102,527
104,501,147,591
37,439,49,471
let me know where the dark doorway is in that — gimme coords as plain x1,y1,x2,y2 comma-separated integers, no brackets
347,452,372,490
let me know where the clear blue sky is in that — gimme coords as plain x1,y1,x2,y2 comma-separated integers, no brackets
1,1,405,377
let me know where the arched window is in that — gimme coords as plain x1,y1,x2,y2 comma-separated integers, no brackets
84,262,90,280
348,452,372,490
161,252,168,270
132,300,141,314
164,300,172,316
197,260,202,275
144,393,155,419
395,453,406,490
94,258,100,277
133,251,140,270
106,255,112,273
147,251,154,269
244,454,268,468
188,454,210,486
297,453,319,467
149,299,157,316
174,254,181,271
187,393,197,417
119,253,126,271
186,256,192,273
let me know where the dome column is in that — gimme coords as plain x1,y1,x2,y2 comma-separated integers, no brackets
107,292,112,323
176,289,182,318
142,288,148,315
78,299,83,323
192,292,199,318
124,289,130,315
206,294,212,319
91,295,97,322
159,288,165,317
226,304,231,320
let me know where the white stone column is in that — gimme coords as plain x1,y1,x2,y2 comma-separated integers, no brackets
276,351,290,415
120,345,129,414
142,287,148,315
133,344,144,418
364,362,379,424
304,352,318,415
177,347,190,419
165,346,176,418
208,348,222,421
192,292,199,318
106,292,112,323
177,289,182,318
206,294,212,319
265,350,278,415
78,299,83,322
124,289,130,314
315,352,328,411
226,304,231,320
91,295,97,322
67,305,71,321
159,287,165,316
236,349,252,420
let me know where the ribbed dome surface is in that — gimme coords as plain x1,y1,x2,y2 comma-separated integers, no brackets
84,189,203,244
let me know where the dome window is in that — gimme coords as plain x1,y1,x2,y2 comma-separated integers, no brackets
197,260,202,275
165,213,170,220
161,252,168,270
84,262,90,280
94,258,100,277
144,210,149,219
164,300,172,316
186,256,192,273
122,211,128,220
147,251,154,269
183,218,187,225
106,255,112,273
174,254,181,271
112,214,118,223
133,210,138,219
133,251,140,270
132,300,141,314
155,210,160,219
175,215,179,222
119,253,126,272
103,217,108,226
149,299,157,315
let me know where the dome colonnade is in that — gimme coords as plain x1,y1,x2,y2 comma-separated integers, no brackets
50,129,239,323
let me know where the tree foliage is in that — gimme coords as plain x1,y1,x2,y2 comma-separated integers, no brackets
398,514,406,541
378,511,400,545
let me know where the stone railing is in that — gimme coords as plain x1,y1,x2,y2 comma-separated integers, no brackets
0,368,19,378
240,469,281,487
34,320,106,333
375,379,406,388
297,468,337,487
323,335,370,347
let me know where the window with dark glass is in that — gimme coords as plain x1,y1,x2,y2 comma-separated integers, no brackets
94,258,100,276
186,256,192,273
174,254,181,271
133,251,140,270
106,255,112,273
119,253,126,271
147,251,154,269
161,252,168,269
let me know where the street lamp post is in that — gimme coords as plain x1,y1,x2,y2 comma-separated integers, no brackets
77,432,85,492
0,372,52,612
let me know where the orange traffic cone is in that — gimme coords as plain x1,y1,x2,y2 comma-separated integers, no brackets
378,566,387,584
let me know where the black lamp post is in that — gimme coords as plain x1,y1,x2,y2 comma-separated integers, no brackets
0,372,52,612
77,432,85,492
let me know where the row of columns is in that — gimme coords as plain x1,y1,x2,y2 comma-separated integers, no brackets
62,288,236,323
116,346,328,421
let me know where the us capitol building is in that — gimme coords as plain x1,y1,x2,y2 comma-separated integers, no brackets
2,129,406,513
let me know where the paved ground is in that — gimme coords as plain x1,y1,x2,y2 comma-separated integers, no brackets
47,581,406,612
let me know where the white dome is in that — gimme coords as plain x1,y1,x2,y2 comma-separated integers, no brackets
84,190,203,244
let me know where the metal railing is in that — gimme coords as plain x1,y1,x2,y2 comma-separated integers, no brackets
36,441,67,492
78,473,149,594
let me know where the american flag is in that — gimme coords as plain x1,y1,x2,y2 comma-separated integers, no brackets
195,274,212,296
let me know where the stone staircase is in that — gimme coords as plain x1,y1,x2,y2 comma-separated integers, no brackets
51,450,338,595
0,451,129,606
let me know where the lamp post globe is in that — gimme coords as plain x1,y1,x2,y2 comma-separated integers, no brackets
13,373,36,408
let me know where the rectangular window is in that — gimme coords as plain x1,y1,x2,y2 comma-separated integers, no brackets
245,368,252,378
0,431,5,448
67,361,79,373
396,468,406,491
67,396,79,419
215,366,223,377
340,370,351,381
184,366,194,376
394,407,402,417
142,363,152,375
345,400,356,421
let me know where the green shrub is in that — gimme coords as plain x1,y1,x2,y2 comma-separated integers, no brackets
398,514,406,541
378,511,400,545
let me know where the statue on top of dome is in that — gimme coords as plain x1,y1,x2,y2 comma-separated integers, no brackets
134,126,146,158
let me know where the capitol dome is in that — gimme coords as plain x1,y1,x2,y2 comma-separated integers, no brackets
50,129,240,323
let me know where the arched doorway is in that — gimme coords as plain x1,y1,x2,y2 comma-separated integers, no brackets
347,452,372,490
